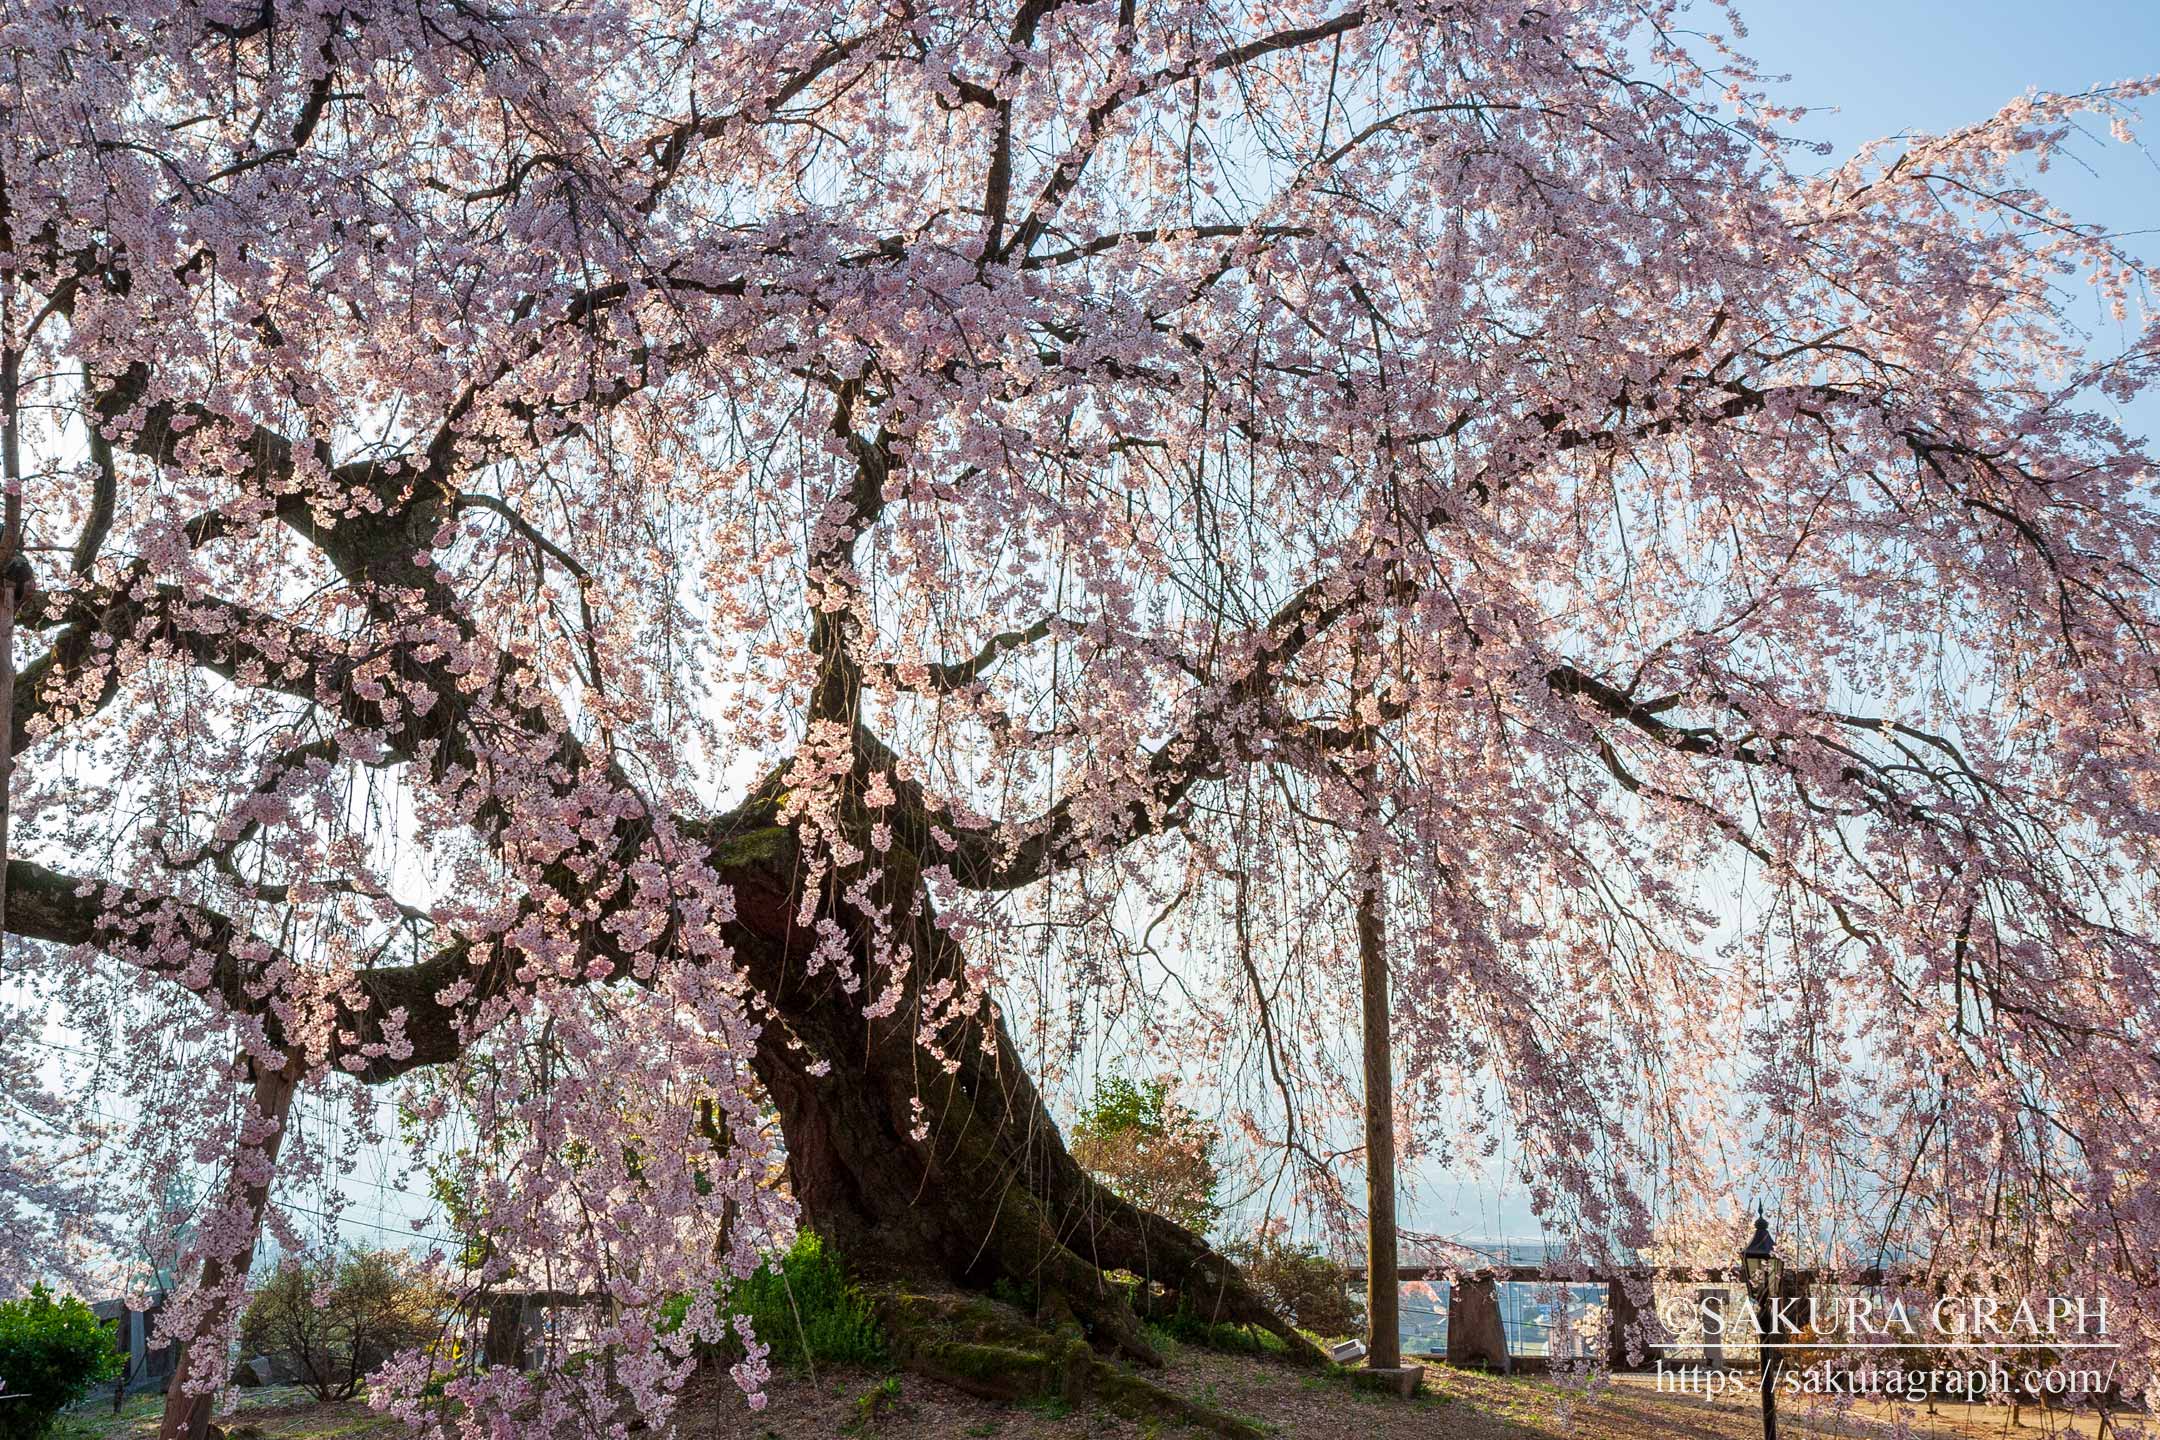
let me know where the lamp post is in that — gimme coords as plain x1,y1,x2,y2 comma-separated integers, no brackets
1741,1210,1783,1440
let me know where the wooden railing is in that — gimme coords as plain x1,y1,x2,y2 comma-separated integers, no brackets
1341,1264,1900,1373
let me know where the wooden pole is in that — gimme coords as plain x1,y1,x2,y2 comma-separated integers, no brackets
1356,720,1400,1369
0,248,22,953
0,560,16,950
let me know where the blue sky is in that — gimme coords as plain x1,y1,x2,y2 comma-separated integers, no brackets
1747,0,2160,444
1742,0,2160,144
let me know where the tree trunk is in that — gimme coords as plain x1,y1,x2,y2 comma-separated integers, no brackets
0,315,22,951
713,808,1322,1409
160,1053,299,1440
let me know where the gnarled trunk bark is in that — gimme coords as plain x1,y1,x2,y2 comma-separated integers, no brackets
712,801,1320,1396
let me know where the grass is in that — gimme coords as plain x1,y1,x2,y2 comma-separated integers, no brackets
50,1387,399,1440
47,1393,160,1440
1142,1310,1291,1359
845,1375,905,1433
666,1231,889,1374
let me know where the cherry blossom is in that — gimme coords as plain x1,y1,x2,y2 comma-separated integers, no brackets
1,0,2156,1434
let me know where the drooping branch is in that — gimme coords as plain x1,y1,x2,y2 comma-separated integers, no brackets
924,357,2138,891
1000,7,1376,260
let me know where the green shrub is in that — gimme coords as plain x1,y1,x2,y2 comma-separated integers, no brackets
0,1286,123,1440
667,1232,886,1372
1221,1231,1364,1339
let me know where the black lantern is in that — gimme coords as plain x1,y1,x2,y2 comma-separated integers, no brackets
1741,1210,1781,1303
1740,1208,1782,1440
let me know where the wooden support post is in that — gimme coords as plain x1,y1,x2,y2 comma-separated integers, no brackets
1446,1270,1511,1372
1606,1276,1649,1372
0,231,36,957
1357,843,1399,1371
482,1295,531,1370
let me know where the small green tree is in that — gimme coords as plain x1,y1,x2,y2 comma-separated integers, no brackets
0,1286,122,1440
239,1250,448,1401
1070,1075,1222,1235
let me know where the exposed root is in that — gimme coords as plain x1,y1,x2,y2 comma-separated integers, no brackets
1097,1200,1329,1367
975,1180,1167,1368
875,1289,1267,1439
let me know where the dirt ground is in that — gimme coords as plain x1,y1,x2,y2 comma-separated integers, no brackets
676,1352,2149,1440
61,1358,2146,1440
